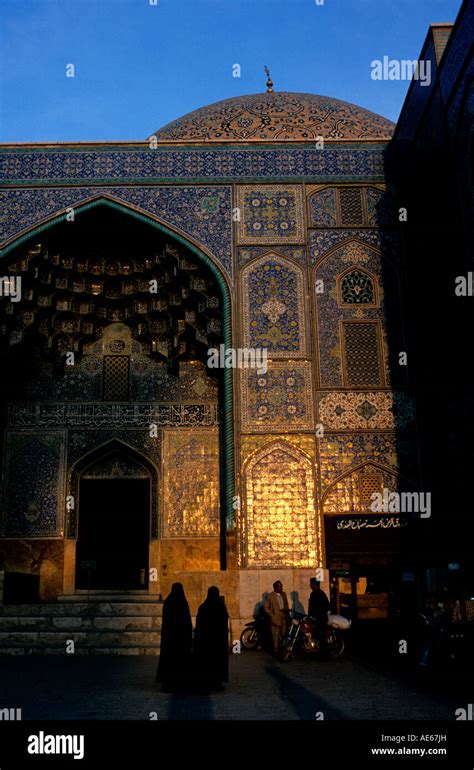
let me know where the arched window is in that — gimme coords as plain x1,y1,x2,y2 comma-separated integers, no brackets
340,269,376,305
243,441,318,567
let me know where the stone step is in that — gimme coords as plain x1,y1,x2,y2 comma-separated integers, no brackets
0,596,164,654
0,602,163,617
58,592,162,603
0,615,161,631
0,630,161,648
0,647,161,656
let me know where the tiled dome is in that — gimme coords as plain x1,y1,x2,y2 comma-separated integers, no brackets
151,92,395,143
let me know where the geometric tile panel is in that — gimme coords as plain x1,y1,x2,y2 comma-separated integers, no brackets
241,361,314,432
317,391,416,431
236,185,305,244
103,356,130,401
359,473,384,506
242,254,306,357
339,187,364,226
342,322,383,387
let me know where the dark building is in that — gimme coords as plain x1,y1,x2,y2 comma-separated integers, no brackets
390,0,473,611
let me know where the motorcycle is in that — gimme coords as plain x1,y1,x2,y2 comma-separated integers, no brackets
240,613,271,651
416,609,472,669
278,612,347,662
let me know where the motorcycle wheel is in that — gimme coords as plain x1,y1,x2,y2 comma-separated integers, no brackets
240,626,260,650
278,635,295,662
328,633,345,658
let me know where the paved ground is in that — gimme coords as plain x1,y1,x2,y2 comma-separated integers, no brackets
0,652,464,721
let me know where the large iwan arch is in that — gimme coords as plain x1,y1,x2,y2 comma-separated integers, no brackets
0,199,235,588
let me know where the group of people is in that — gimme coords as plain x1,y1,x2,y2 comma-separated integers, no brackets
263,577,330,655
156,583,229,690
156,577,331,690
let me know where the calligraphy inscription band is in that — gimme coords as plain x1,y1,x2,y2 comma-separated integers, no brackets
7,402,219,428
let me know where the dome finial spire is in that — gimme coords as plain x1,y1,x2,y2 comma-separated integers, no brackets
264,66,273,93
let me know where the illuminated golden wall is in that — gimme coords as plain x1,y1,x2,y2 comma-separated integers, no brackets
162,429,220,538
242,440,319,568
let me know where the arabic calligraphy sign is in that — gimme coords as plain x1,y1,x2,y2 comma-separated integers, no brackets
336,516,408,531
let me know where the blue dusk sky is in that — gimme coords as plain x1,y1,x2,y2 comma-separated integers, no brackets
0,0,463,142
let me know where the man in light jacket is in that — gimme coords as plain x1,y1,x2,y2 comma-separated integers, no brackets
264,580,290,654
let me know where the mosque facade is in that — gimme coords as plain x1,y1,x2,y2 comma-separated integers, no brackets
0,3,471,642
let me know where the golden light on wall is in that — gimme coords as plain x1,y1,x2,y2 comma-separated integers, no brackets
322,464,401,514
242,440,320,568
162,429,220,537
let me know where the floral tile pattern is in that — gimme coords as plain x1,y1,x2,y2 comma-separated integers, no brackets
242,254,307,357
236,185,305,245
317,391,416,431
241,361,314,432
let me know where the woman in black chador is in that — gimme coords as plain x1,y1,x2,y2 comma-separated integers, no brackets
194,586,229,688
156,582,192,689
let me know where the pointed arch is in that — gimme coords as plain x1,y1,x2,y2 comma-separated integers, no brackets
321,460,414,514
68,438,159,540
71,437,159,478
0,198,235,542
240,247,305,271
242,439,321,568
322,459,403,498
312,237,388,271
337,265,379,307
241,251,307,357
0,194,232,294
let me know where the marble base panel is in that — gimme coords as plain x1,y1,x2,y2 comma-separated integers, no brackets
160,570,239,619
159,538,221,576
0,539,64,601
238,568,329,620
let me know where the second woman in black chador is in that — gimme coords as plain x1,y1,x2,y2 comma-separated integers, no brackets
194,585,229,687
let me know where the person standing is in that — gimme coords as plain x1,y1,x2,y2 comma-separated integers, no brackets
156,582,192,689
264,580,290,654
308,577,330,657
194,586,229,688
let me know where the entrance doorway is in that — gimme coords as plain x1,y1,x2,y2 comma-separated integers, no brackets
76,478,150,590
330,562,401,621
